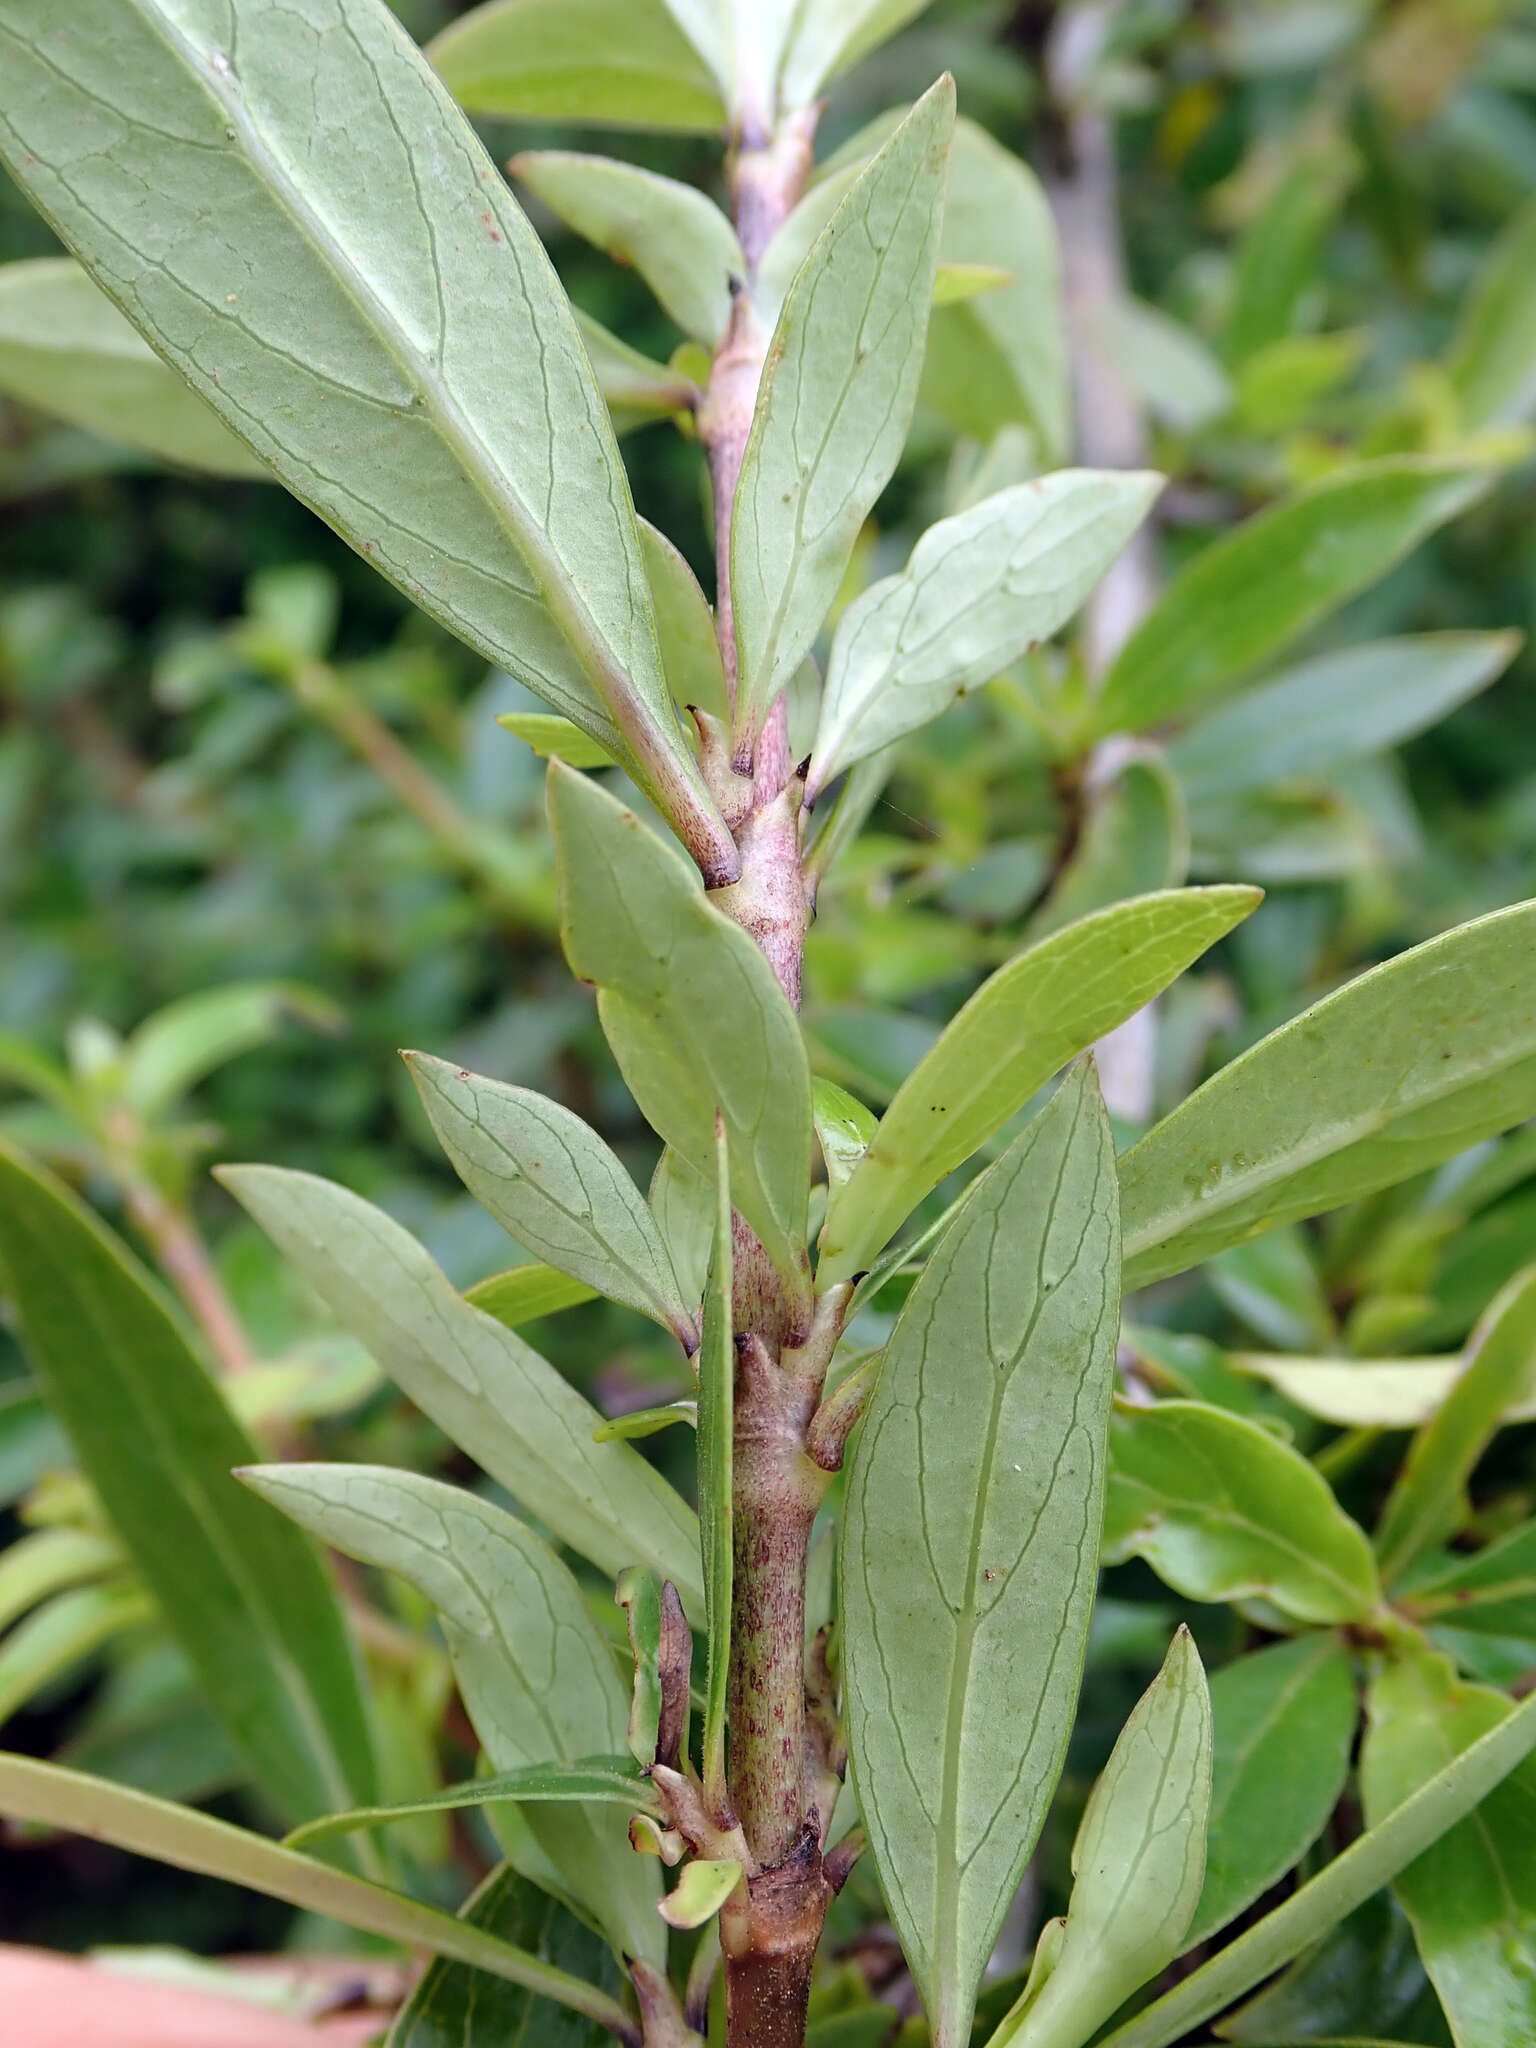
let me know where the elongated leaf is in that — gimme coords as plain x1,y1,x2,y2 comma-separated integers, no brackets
289,1757,657,1850
998,1630,1212,2048
428,0,726,131
1170,634,1521,802
0,0,730,868
649,1147,714,1313
1095,1679,1536,2048
0,1527,120,1635
731,80,955,739
1375,1264,1536,1584
1120,900,1536,1288
779,0,936,104
121,981,344,1118
842,1065,1120,2048
0,1144,374,1827
574,311,700,433
219,1165,703,1610
407,1052,694,1344
0,1584,152,1727
0,258,265,477
697,1120,733,1813
1103,1399,1380,1625
243,1465,662,1966
616,1568,664,1768
1402,1522,1536,1643
1362,1648,1536,2048
1096,460,1497,735
498,713,618,768
807,470,1161,798
594,1402,697,1443
514,153,742,346
1225,151,1352,365
1027,756,1190,942
0,1754,634,2036
465,1263,599,1326
549,764,812,1302
818,888,1258,1286
641,521,729,720
1189,1634,1358,1946
1446,191,1536,428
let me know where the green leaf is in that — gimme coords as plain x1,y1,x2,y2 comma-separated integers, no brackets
428,0,726,131
812,1079,878,1195
0,1143,375,1828
1230,1354,1519,1430
841,1064,1120,2048
0,0,731,869
1103,1399,1380,1624
122,981,344,1119
465,1263,600,1327
0,1583,153,1727
1208,1228,1335,1352
697,1118,733,1814
593,1401,697,1443
1225,150,1353,365
406,1052,695,1344
1096,459,1498,735
615,1567,665,1768
288,1756,658,1851
731,79,955,739
242,1464,663,1967
1093,1672,1536,2048
778,0,937,106
1120,900,1536,1288
1362,1647,1536,2048
513,153,742,346
0,1754,636,2037
574,311,700,434
640,520,729,721
1027,756,1190,942
1446,190,1536,428
0,1527,121,1634
649,1147,714,1313
818,888,1258,1287
806,470,1160,798
1106,297,1233,434
387,1860,623,2048
1401,1521,1536,1644
1375,1264,1536,1585
1188,1634,1358,1946
659,1856,743,1929
497,713,619,769
219,1164,703,1610
0,258,266,477
1169,633,1520,803
995,1630,1212,2048
549,764,812,1305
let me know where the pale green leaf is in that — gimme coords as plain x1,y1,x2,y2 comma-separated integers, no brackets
731,80,955,739
219,1164,703,1610
465,1263,600,1326
996,1630,1212,2048
574,310,700,433
287,1756,657,1851
406,1051,695,1343
427,0,726,131
242,1464,663,1966
1097,460,1498,735
697,1119,733,1813
0,1527,120,1635
1446,190,1536,428
778,0,938,106
0,258,266,477
514,152,742,346
1225,150,1353,365
659,1856,743,1928
1103,1399,1380,1624
0,0,732,868
1188,1633,1358,1946
818,888,1258,1287
1120,901,1536,1288
812,1078,877,1195
640,520,729,721
0,1143,376,1828
1362,1648,1536,2048
122,981,344,1118
1105,297,1233,433
807,470,1160,798
0,1584,153,1727
1169,633,1520,802
842,1065,1120,2048
497,713,618,768
1027,756,1190,942
616,1567,665,1769
549,764,812,1305
1227,1352,1536,1430
593,1401,697,1442
1375,1264,1536,1584
649,1147,715,1313
0,1754,634,2036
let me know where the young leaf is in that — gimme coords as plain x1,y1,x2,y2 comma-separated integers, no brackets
219,1164,703,1611
1362,1647,1536,2048
841,1064,1120,2048
1169,633,1521,802
659,1857,744,1929
806,470,1161,799
287,1757,658,1851
465,1263,600,1327
0,1527,120,1635
406,1052,695,1345
388,1861,624,2048
0,1755,635,2038
1103,1400,1381,1625
1374,1264,1536,1585
0,258,266,477
594,1402,697,1443
649,1147,715,1312
1096,459,1498,735
0,1143,376,1829
812,1079,878,1194
1225,151,1353,365
1026,757,1190,942
1094,1677,1536,2048
1401,1521,1536,1644
242,1464,663,1967
549,765,812,1304
818,888,1259,1287
0,0,732,874
1446,190,1536,428
731,79,956,740
427,0,727,132
616,1568,665,1768
498,713,619,769
1188,1634,1358,1946
119,981,344,1119
0,1584,154,1728
574,311,700,433
777,0,937,106
641,520,730,720
513,153,743,346
697,1119,733,1815
1120,900,1536,1288
995,1630,1212,2048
